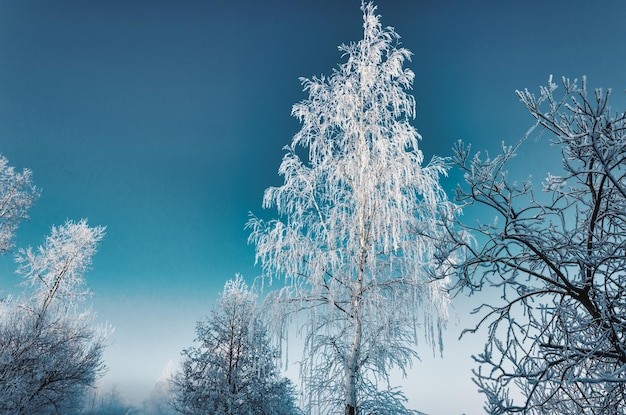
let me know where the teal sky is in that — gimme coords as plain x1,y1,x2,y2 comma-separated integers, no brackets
1,0,625,412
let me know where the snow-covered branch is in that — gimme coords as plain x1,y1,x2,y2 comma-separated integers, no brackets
452,76,626,414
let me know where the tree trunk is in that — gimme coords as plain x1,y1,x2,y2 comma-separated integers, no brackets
345,290,362,415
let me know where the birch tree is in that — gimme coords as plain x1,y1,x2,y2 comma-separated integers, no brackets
17,219,106,327
452,76,626,413
170,276,300,415
248,3,458,414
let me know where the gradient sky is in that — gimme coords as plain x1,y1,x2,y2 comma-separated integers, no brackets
1,1,625,413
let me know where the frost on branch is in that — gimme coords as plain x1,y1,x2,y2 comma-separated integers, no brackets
16,219,105,321
0,156,108,414
170,275,300,415
248,2,463,414
453,76,626,414
0,306,107,414
0,154,39,254
0,165,107,414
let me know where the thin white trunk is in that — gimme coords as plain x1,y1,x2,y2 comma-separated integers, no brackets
345,292,361,415
345,245,364,415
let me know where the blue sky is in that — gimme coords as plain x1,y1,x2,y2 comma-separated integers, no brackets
1,0,625,412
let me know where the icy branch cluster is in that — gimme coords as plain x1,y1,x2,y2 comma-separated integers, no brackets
452,76,626,413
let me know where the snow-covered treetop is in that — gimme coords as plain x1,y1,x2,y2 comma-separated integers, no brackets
253,1,455,292
16,219,105,318
249,3,463,413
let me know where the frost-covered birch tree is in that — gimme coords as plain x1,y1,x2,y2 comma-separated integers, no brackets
17,219,106,326
0,154,38,255
170,275,300,415
248,3,458,414
452,76,626,414
0,219,107,414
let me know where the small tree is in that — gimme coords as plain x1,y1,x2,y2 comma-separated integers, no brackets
248,2,458,414
170,276,300,415
452,76,626,413
0,154,38,255
0,218,107,414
